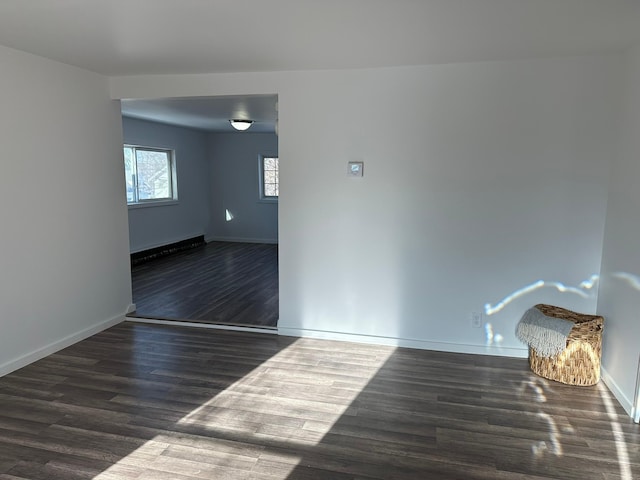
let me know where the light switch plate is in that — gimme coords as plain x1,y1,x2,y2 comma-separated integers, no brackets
348,161,363,177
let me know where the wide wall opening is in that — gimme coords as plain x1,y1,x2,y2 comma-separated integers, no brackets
120,94,279,329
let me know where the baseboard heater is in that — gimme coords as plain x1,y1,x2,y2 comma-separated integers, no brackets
131,235,205,266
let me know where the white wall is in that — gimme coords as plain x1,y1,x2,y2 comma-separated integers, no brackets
0,45,131,375
112,55,619,357
279,57,618,356
598,45,640,416
208,133,278,243
122,117,210,252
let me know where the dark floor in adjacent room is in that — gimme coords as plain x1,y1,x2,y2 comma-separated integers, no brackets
0,321,637,479
130,241,278,328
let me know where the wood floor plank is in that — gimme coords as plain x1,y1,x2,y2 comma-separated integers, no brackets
131,241,279,327
0,321,638,479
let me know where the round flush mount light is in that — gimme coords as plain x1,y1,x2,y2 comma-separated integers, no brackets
229,119,254,131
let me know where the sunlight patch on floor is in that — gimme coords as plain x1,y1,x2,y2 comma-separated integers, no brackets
515,371,634,480
518,376,579,459
93,338,395,479
177,338,395,434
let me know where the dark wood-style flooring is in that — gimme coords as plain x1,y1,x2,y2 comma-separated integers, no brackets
0,321,638,479
130,242,278,328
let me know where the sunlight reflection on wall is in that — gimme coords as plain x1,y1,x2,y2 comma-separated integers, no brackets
295,230,404,338
612,272,640,291
484,323,503,346
484,274,600,315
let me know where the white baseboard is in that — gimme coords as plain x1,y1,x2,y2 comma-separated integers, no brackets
205,236,278,245
601,367,634,417
0,313,125,378
277,327,529,358
126,316,278,335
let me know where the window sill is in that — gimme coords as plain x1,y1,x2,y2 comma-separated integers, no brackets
128,200,179,210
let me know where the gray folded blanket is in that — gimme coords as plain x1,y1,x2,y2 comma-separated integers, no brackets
516,306,574,357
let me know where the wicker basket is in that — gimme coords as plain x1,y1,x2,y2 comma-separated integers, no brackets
528,304,604,386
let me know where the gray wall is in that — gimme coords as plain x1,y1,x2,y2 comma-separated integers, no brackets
122,117,210,253
122,119,279,250
0,45,131,375
598,44,640,416
208,133,278,243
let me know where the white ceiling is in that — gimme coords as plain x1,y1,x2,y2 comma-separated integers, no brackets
0,0,639,76
1,0,639,132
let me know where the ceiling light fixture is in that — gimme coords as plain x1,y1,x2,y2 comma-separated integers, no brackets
229,119,254,131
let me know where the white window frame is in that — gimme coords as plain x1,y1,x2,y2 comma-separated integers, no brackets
124,144,178,208
259,154,279,202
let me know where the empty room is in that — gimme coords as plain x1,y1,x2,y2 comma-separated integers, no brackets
0,1,639,479
122,96,280,328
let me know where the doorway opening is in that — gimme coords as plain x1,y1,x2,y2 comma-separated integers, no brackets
121,94,279,329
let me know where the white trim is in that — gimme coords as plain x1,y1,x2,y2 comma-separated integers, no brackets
126,303,137,314
205,236,278,245
130,233,204,254
277,327,529,358
0,314,125,378
601,367,634,418
126,316,278,335
634,356,640,423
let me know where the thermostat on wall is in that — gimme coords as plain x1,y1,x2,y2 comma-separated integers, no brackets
348,161,363,177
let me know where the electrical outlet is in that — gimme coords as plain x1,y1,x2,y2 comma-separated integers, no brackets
471,311,482,328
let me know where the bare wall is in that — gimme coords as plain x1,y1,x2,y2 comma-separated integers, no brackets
598,44,640,416
0,45,131,374
277,57,616,356
207,132,278,243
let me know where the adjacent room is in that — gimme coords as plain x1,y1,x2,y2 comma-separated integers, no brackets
121,95,280,328
0,1,639,478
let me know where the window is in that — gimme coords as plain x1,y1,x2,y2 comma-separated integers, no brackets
124,145,177,205
260,155,279,200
